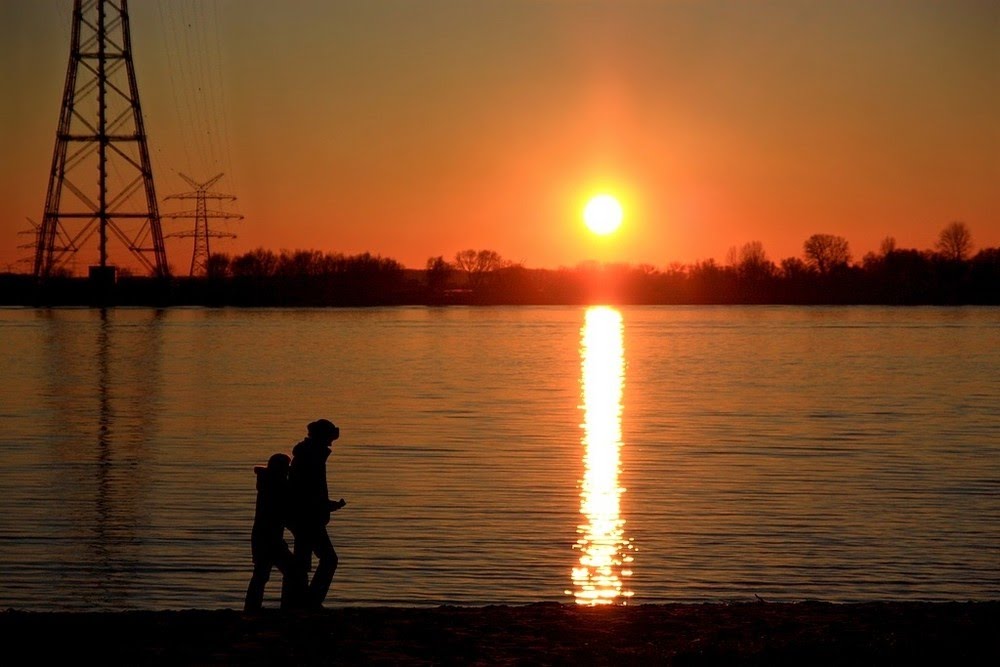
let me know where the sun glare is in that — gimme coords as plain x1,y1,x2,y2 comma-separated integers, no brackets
583,195,623,235
573,306,634,605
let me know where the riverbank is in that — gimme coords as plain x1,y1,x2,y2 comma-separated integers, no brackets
4,261,999,307
1,601,996,665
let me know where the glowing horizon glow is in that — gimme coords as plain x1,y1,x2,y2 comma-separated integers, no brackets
583,195,624,236
3,3,999,272
572,306,634,605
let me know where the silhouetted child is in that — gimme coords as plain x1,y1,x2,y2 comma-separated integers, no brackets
244,453,307,612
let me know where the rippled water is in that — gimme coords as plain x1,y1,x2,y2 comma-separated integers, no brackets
0,306,997,611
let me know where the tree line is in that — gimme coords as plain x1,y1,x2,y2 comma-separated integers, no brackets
3,221,996,305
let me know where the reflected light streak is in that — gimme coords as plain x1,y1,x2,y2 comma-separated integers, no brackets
572,306,634,605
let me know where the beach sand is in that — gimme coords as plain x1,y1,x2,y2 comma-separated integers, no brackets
2,601,997,665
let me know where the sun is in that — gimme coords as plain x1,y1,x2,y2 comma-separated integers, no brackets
583,195,623,235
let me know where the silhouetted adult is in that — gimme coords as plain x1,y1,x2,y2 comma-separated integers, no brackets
283,419,346,609
244,453,307,612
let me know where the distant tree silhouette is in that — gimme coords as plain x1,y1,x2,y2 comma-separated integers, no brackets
880,236,897,256
689,258,736,303
804,234,851,274
665,262,686,278
780,257,811,280
972,247,1000,271
339,253,404,280
206,253,231,279
880,248,935,303
725,245,740,268
970,248,1000,301
454,249,507,288
276,250,327,277
732,242,773,302
737,242,775,280
231,248,279,278
12,231,999,307
425,255,453,294
481,263,536,302
936,221,973,261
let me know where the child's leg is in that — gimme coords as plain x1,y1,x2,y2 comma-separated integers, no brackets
244,558,273,612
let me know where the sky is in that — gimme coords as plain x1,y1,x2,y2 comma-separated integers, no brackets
1,0,997,273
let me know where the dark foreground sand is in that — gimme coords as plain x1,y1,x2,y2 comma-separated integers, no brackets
2,602,997,665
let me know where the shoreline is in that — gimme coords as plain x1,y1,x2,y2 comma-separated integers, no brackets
3,267,998,307
2,601,997,665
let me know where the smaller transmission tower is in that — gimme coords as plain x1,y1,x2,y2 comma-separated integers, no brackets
17,219,43,271
163,173,242,276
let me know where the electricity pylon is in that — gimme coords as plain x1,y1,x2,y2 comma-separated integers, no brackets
163,173,242,276
33,0,168,279
17,218,42,272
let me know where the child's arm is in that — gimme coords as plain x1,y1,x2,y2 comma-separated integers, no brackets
329,498,346,511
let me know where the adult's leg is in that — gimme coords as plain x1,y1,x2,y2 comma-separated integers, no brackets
282,531,311,610
275,540,307,610
292,529,314,577
308,528,338,607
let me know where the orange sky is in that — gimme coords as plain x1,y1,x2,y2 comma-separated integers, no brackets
1,0,997,273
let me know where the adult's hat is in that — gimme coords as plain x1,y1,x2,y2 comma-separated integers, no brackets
308,419,339,440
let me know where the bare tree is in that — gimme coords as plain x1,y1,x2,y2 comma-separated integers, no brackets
276,250,325,277
454,249,507,287
454,249,478,284
737,241,775,281
936,221,973,261
803,234,851,274
666,261,687,278
474,249,506,274
880,236,897,256
231,248,279,278
725,245,740,267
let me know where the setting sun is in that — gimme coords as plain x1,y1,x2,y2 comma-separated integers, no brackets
583,195,623,236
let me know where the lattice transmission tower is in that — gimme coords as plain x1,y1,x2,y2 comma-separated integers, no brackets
34,0,168,279
17,219,42,272
163,173,242,276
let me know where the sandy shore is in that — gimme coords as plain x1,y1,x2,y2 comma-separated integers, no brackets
2,601,997,665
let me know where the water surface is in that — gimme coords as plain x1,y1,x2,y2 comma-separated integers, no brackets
0,306,997,610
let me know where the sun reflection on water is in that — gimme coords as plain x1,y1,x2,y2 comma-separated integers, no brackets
572,306,634,605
